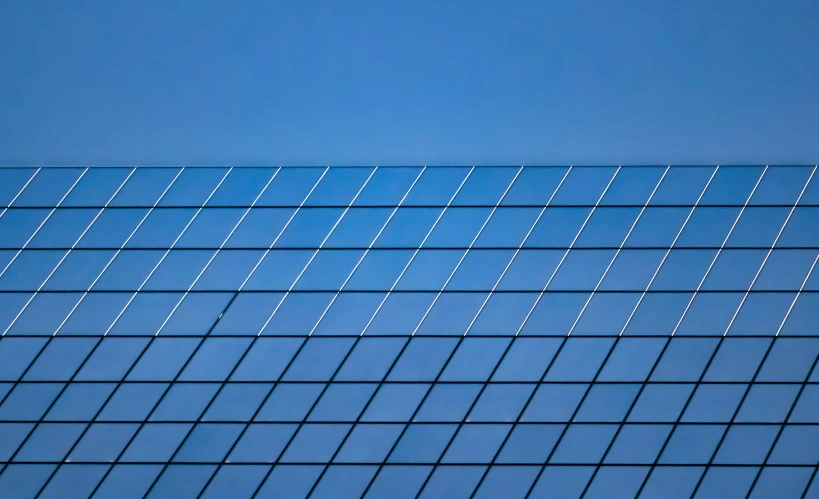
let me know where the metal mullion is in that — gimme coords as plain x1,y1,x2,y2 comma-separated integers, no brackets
90,293,241,499
776,253,819,337
359,167,475,335
252,166,377,337
0,168,87,280
47,168,186,336
515,166,622,336
669,166,770,336
566,166,671,337
520,337,623,498
723,166,817,337
617,165,721,336
102,167,233,336
0,167,40,219
308,167,426,337
1,419,817,426
408,168,521,337
2,168,136,336
743,353,819,498
460,166,571,336
236,167,328,292
152,167,281,336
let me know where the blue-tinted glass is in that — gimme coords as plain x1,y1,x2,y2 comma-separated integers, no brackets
628,384,692,422
584,466,649,499
178,337,251,381
28,209,100,247
524,208,591,247
675,292,745,336
0,209,50,248
243,251,312,290
202,383,271,421
769,426,819,464
229,424,296,462
345,250,414,290
98,383,167,421
361,384,429,422
452,167,519,205
230,337,303,381
75,208,149,248
292,250,364,290
0,169,36,206
700,166,765,204
624,207,689,247
650,166,715,205
304,167,374,206
335,424,403,462
574,384,640,422
442,424,510,463
14,422,85,461
551,167,617,205
496,424,562,463
315,293,387,335
402,167,471,206
0,464,56,499
110,168,181,206
727,292,794,335
372,207,442,247
575,207,641,247
528,466,593,499
713,424,778,464
790,385,819,422
59,292,131,335
623,292,692,335
651,338,719,381
145,464,216,499
92,465,162,499
748,467,813,499
754,249,817,290
519,292,592,335
63,168,134,206
395,249,462,290
605,424,670,463
223,207,294,247
522,384,587,422
598,338,666,381
255,384,323,422
125,208,197,248
127,338,200,381
758,337,819,381
324,208,393,247
548,249,615,290
45,383,114,420
439,338,509,381
572,292,641,335
0,337,47,380
354,167,423,206
415,292,488,336
726,207,790,247
23,337,97,381
366,293,437,335
310,465,377,499
778,207,819,248
261,293,335,335
308,383,376,421
37,465,109,499
206,167,277,206
280,423,350,462
142,250,212,290
469,293,539,336
254,465,323,498
157,168,229,206
282,337,355,381
68,423,138,462
0,250,66,291
639,467,704,499
12,168,85,207
492,337,561,381
0,383,64,420
694,466,757,499
105,292,182,336
676,207,740,247
551,424,618,463
173,423,243,462
42,250,118,291
682,384,745,422
6,292,82,336
364,465,432,499
544,338,614,381
600,166,666,205
468,384,534,422
415,384,481,422
0,423,35,461
749,165,814,205
474,207,542,247
175,208,244,247
423,207,492,247
257,167,326,206
212,292,282,334
501,167,568,205
418,465,486,499
446,250,514,291
703,338,771,381
148,384,218,421
199,465,269,499
194,249,265,290
659,424,725,463
273,208,343,247
335,337,406,381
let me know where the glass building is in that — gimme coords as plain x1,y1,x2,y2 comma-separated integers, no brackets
0,165,818,499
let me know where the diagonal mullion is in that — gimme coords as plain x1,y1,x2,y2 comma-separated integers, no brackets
0,167,40,220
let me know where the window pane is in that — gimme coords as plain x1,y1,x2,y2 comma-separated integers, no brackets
157,168,229,206
256,167,326,206
700,165,765,205
649,166,715,205
354,167,423,206
749,165,814,205
63,167,134,206
304,167,374,206
502,167,568,205
600,166,666,205
451,167,520,205
402,167,471,206
551,167,618,205
110,168,181,207
12,168,85,207
0,169,36,206
206,167,277,206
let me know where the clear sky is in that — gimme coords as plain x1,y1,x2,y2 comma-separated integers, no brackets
1,0,817,166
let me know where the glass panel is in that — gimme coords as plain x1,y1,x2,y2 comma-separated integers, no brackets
439,338,510,381
92,465,162,499
0,383,65,420
12,168,85,206
365,293,437,336
422,208,493,247
0,169,36,206
172,423,243,462
583,466,648,499
361,384,429,422
627,384,692,423
725,207,790,247
335,424,403,462
600,166,666,205
712,424,778,464
145,464,216,499
605,424,670,463
126,338,200,381
676,208,740,247
229,424,296,462
682,384,745,422
28,209,100,248
749,165,814,205
364,465,432,499
703,338,772,382
649,166,715,205
445,250,514,291
550,424,618,463
309,465,376,499
68,423,138,462
271,208,344,247
551,167,617,205
206,167,277,206
323,208,393,248
148,385,218,422
402,167,471,206
254,384,322,422
700,165,765,205
23,337,97,381
308,383,376,421
354,167,423,206
202,384,271,422
523,208,591,248
501,166,568,205
574,207,641,247
254,464,322,498
199,465,269,499
256,167,326,206
157,167,229,206
639,467,704,499
335,337,407,381
0,337,47,381
777,207,819,248
468,293,539,335
229,337,303,381
280,423,351,462
659,424,725,463
281,337,355,381
496,424,562,463
372,208,443,247
414,384,481,422
544,338,615,381
521,384,587,422
303,167,374,206
175,208,245,248
451,167,519,205
63,168,133,206
467,384,534,422
441,424,510,463
574,384,640,422
45,383,115,421
97,383,167,421
223,208,294,248
693,466,757,499
624,207,689,248
474,208,542,248
110,168,181,206
125,208,198,248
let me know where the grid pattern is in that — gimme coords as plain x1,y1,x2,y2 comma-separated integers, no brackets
0,165,818,499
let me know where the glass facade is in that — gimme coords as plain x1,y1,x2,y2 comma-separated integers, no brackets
0,165,818,499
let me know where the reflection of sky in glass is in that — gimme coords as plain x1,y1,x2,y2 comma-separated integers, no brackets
0,165,817,498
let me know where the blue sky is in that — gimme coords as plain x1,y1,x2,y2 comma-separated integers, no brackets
1,0,817,166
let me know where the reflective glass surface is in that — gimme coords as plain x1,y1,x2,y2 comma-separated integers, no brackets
0,165,817,499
